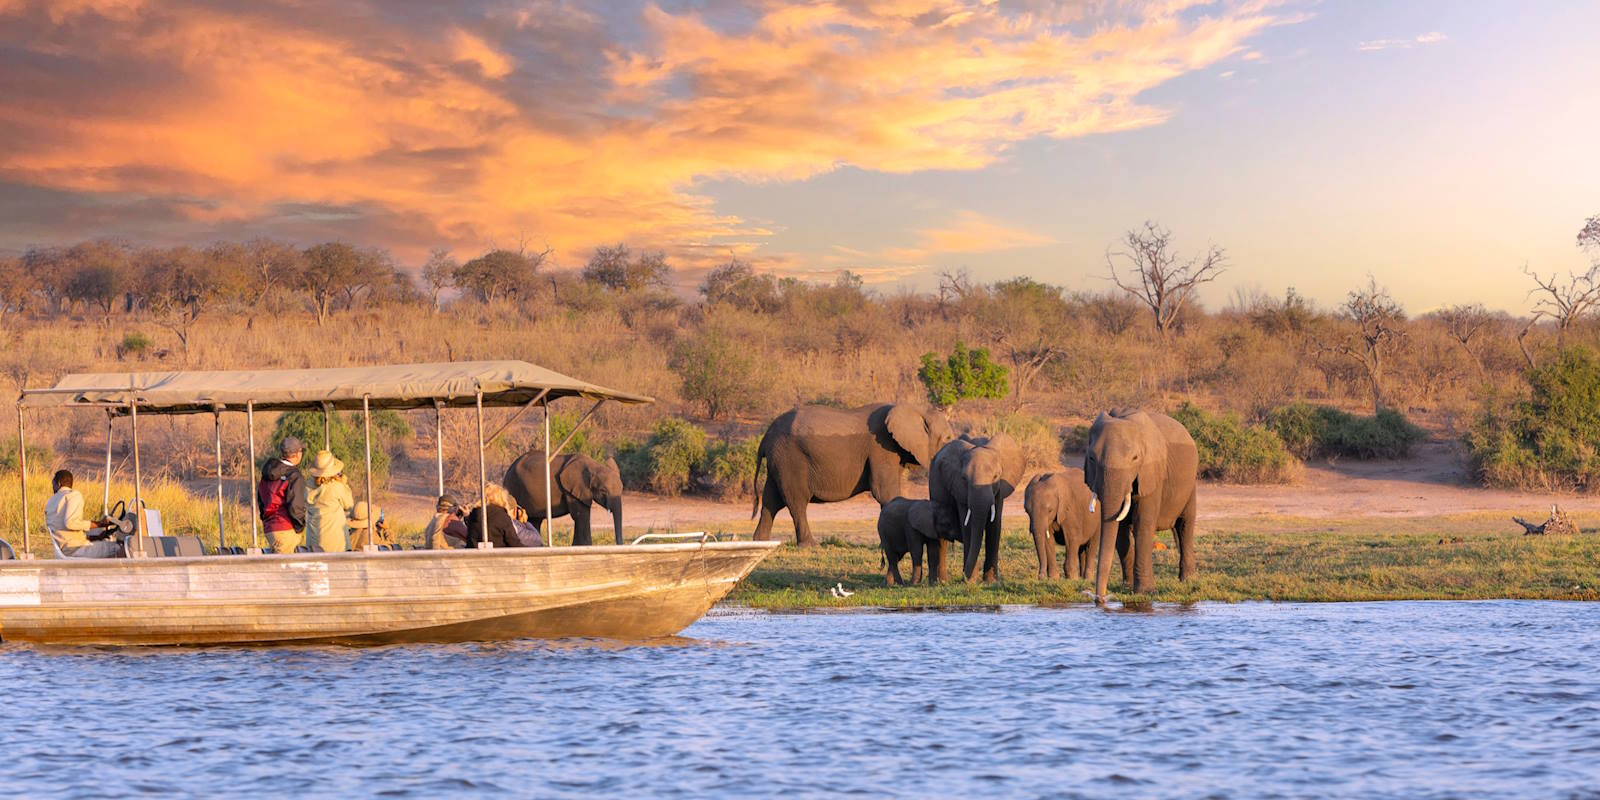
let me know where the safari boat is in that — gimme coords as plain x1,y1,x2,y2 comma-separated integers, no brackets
0,361,777,645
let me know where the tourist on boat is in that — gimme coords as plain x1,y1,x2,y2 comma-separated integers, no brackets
463,484,525,548
257,436,307,554
347,502,395,550
423,494,469,549
45,469,121,558
305,450,354,553
512,505,545,547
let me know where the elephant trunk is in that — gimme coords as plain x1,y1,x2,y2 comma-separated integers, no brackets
1030,515,1057,580
1091,469,1136,603
608,495,624,546
963,488,993,581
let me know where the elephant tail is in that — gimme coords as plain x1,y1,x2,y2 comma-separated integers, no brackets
749,446,767,520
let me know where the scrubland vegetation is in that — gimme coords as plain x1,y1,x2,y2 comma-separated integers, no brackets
1,217,1598,519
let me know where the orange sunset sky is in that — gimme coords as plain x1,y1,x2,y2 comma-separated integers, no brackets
0,0,1596,312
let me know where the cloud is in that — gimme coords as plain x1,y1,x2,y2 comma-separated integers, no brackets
824,211,1056,282
1358,31,1448,51
0,0,1296,270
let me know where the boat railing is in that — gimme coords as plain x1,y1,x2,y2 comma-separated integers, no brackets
629,531,745,546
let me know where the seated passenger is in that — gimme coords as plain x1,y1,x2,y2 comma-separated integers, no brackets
463,485,525,549
347,502,390,550
45,470,120,558
423,494,469,549
511,505,545,547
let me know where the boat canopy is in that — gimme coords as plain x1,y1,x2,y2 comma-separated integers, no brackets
18,360,654,414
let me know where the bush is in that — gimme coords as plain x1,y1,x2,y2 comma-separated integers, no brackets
698,437,760,499
918,341,1008,408
1059,424,1092,459
615,418,707,496
1269,403,1426,460
672,326,766,420
973,413,1060,473
0,437,55,474
548,411,607,461
1468,346,1600,491
269,410,411,489
1171,402,1301,484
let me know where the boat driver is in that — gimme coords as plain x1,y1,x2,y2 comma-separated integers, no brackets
45,469,122,558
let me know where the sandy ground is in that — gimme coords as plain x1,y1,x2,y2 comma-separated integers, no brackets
361,439,1598,534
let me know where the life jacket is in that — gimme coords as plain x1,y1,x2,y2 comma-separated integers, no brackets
259,461,297,532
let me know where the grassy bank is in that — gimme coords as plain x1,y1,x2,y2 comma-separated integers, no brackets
724,514,1600,608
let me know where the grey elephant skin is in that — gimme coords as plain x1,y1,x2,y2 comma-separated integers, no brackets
877,497,939,585
503,451,624,546
1024,468,1120,580
1083,409,1199,601
753,404,953,547
929,434,1024,582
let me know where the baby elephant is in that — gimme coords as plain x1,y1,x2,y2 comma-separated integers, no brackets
877,497,940,585
1024,469,1101,579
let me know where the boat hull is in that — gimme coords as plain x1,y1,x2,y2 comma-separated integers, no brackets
0,542,777,646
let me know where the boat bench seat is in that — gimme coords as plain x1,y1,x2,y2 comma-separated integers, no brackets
127,535,206,558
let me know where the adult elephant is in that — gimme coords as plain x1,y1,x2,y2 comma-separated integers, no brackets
1024,468,1120,580
504,450,624,546
929,434,1024,583
753,404,953,547
1083,409,1199,602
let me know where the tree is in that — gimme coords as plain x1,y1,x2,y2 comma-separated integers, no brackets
671,325,766,420
0,255,36,329
977,277,1072,405
298,242,389,325
452,247,547,303
583,243,672,292
138,246,223,362
63,240,131,326
1578,214,1600,258
1435,302,1492,375
1332,276,1407,414
918,342,1009,409
1106,221,1226,340
700,258,778,312
420,248,457,312
1523,262,1600,350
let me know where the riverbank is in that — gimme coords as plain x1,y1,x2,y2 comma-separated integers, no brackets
725,513,1600,608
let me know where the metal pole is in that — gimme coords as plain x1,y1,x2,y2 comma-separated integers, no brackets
481,389,549,453
130,401,143,557
548,399,604,461
543,402,552,547
322,403,332,451
214,408,226,552
435,400,445,498
103,409,113,511
247,401,259,553
363,395,373,551
17,401,29,558
476,390,488,548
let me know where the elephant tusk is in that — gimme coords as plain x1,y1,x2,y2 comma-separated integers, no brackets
1089,497,1096,513
989,506,995,523
963,509,971,527
1113,492,1132,523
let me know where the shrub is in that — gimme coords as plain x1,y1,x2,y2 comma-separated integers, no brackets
1269,403,1426,460
918,341,1008,408
973,413,1060,473
615,418,707,496
269,410,412,489
1059,424,1092,461
698,437,760,499
1171,402,1300,484
547,411,607,461
672,326,766,420
1468,346,1600,491
0,436,55,474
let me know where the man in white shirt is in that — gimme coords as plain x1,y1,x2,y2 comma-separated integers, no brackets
45,470,120,558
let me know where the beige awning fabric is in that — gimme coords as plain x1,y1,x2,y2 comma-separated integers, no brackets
18,361,653,414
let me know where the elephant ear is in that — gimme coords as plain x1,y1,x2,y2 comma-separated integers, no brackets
1136,419,1168,497
605,456,621,480
884,404,932,466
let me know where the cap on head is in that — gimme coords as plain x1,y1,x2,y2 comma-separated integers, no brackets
436,494,457,512
281,436,304,456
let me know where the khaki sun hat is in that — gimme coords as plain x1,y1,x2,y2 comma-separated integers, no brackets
349,501,380,529
307,449,345,478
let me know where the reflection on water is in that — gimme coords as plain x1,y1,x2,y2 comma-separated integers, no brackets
4,601,1600,798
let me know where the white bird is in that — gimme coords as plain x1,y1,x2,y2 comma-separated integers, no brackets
834,582,855,598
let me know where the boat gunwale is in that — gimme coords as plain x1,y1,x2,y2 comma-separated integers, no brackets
0,540,781,570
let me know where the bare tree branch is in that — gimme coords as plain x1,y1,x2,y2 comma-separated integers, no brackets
1105,221,1227,341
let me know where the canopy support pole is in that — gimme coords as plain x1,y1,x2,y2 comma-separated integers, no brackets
434,400,445,498
130,401,144,558
548,399,604,462
213,407,226,553
482,389,550,454
544,403,553,547
322,403,332,451
363,394,374,552
476,391,489,549
103,409,113,511
247,401,259,554
16,400,31,559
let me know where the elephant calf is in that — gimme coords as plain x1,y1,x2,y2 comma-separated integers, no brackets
877,497,939,586
1024,469,1110,580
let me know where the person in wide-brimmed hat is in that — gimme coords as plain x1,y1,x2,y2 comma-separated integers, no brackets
348,501,393,550
304,450,353,553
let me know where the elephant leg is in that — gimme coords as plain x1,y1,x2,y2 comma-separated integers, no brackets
1117,522,1133,584
982,504,1002,583
910,540,924,585
1062,538,1079,580
1175,492,1198,581
753,478,784,541
570,503,592,547
1131,510,1159,594
790,501,817,547
1032,530,1055,580
927,537,948,584
885,549,903,586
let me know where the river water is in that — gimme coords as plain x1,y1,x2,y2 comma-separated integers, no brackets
2,601,1598,798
